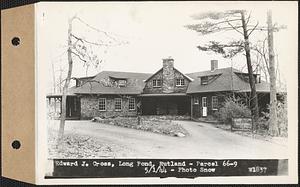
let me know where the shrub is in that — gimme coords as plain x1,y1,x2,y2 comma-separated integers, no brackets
215,97,251,124
260,100,288,137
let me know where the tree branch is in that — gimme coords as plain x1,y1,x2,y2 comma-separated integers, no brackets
245,11,251,26
70,50,87,63
71,33,122,47
73,16,123,44
225,20,244,35
212,18,242,26
247,21,259,37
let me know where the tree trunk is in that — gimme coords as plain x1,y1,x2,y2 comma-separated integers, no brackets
267,10,279,136
57,18,74,146
240,11,259,129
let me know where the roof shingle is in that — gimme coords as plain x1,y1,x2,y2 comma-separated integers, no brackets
186,67,270,93
72,71,152,95
69,67,272,95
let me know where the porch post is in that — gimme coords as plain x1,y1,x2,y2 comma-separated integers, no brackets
54,97,57,113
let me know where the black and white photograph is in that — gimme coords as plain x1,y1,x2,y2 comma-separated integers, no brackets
35,1,298,184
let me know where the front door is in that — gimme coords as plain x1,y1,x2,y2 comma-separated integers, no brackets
66,96,80,118
202,97,207,117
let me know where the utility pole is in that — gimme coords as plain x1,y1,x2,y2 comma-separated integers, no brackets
267,10,279,136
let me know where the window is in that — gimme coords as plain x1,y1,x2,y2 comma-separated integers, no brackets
202,97,207,107
212,96,218,110
153,79,162,87
200,76,208,85
129,98,135,110
118,79,127,87
176,79,185,86
98,98,106,111
194,97,199,104
115,98,122,111
76,80,81,87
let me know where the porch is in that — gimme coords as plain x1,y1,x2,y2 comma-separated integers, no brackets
46,94,81,120
139,94,191,116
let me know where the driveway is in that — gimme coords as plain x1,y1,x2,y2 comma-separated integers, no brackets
48,120,288,159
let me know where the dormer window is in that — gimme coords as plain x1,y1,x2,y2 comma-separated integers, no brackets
176,79,185,86
118,79,127,87
200,76,208,85
76,80,81,87
235,73,261,84
109,76,127,87
153,79,162,87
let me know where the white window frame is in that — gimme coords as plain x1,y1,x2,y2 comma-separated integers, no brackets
128,98,135,110
153,79,162,87
194,97,199,105
212,96,218,110
202,97,207,107
176,78,185,86
114,98,122,111
98,98,106,111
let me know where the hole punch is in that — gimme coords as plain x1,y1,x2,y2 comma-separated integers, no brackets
12,140,21,149
11,37,20,46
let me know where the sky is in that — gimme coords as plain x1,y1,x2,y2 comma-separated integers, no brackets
35,1,298,92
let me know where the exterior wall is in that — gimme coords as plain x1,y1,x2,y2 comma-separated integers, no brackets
191,92,228,118
143,70,163,94
173,69,190,93
191,92,275,118
143,69,190,94
80,95,139,119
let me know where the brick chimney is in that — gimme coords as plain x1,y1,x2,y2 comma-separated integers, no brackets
162,57,175,93
211,60,218,71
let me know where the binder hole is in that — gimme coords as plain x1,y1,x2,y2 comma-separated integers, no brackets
12,140,21,149
11,37,20,46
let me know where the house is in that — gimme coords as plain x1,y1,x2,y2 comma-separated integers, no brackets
47,57,279,120
186,60,272,118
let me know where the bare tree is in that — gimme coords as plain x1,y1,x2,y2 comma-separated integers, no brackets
57,15,127,146
185,10,261,126
252,39,285,89
252,38,270,82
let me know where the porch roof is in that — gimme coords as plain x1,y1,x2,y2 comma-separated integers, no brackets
46,93,76,98
139,93,188,97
